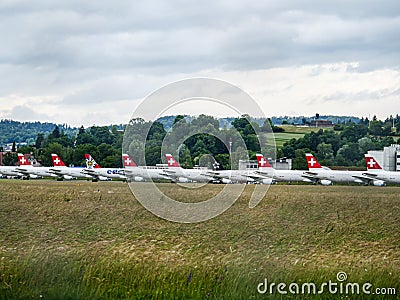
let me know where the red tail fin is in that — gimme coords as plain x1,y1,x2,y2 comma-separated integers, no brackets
17,153,31,166
51,154,66,167
305,153,322,170
85,153,101,169
166,154,180,167
122,154,137,167
256,154,272,168
365,154,383,170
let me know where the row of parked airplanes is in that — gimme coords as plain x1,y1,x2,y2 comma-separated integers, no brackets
0,152,399,186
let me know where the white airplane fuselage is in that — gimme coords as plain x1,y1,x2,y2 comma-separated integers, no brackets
125,166,171,181
0,166,22,177
16,166,57,178
83,168,126,180
365,170,400,184
49,166,93,179
273,170,311,182
162,167,214,183
305,169,385,185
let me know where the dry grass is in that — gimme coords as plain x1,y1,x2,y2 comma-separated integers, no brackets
0,180,399,299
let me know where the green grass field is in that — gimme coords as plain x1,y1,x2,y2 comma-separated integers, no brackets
271,125,327,149
273,132,306,149
278,125,326,134
0,180,399,299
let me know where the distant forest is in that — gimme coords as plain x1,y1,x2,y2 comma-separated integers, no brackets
0,120,78,146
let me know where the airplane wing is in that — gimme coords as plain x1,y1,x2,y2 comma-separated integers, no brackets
161,169,180,179
200,170,233,183
48,167,85,178
254,170,272,176
82,168,99,175
15,167,31,175
301,172,322,183
48,168,64,175
351,173,379,184
246,173,273,182
162,169,177,175
361,172,379,178
303,171,319,176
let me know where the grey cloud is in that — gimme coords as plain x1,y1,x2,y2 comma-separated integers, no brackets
0,0,399,73
321,88,399,103
5,105,52,122
0,0,399,126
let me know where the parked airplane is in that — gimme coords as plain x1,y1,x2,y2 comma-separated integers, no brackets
49,154,92,180
122,153,171,182
304,153,385,186
255,154,314,184
163,154,215,183
209,159,274,184
83,154,124,181
15,153,54,179
364,154,400,184
0,161,24,178
189,155,272,184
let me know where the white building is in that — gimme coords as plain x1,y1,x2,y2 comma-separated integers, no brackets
239,158,292,170
368,144,400,171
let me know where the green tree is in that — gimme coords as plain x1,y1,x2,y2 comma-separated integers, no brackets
341,123,368,142
97,143,117,161
215,153,230,170
101,154,122,168
369,121,383,136
173,115,186,125
48,125,60,139
230,146,248,169
336,143,360,165
292,149,308,170
72,144,99,167
3,152,17,166
90,126,115,145
145,145,162,166
35,133,44,149
17,145,34,155
358,137,380,155
39,142,63,166
76,126,94,145
316,143,334,160
191,115,219,130
179,147,193,168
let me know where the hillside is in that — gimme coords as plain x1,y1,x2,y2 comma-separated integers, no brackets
155,115,361,132
0,120,77,146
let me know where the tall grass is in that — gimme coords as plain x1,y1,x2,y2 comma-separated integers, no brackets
0,181,399,299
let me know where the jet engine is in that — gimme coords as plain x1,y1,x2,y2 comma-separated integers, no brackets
134,176,145,182
221,178,233,184
373,180,385,187
178,177,190,183
320,179,332,186
261,178,273,185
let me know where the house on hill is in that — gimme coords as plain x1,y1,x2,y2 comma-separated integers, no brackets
310,119,333,128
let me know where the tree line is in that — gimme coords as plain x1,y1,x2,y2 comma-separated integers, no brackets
3,114,400,169
282,116,400,169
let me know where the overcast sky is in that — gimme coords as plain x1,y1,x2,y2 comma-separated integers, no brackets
0,0,399,127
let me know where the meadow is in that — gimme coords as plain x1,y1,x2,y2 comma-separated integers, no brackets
0,180,399,299
269,125,323,149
